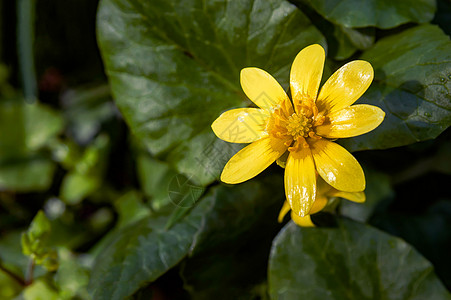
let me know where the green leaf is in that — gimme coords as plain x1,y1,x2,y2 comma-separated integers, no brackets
303,0,436,29
54,249,91,300
59,135,109,205
330,26,374,60
136,152,179,211
268,219,451,300
0,271,21,300
88,177,283,300
0,156,55,192
113,191,151,229
97,0,326,185
22,280,59,300
0,101,63,157
27,211,51,241
340,25,451,152
180,176,282,299
0,101,63,192
21,211,59,272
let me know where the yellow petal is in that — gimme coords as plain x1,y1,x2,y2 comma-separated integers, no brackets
290,44,325,101
240,68,289,111
310,196,328,214
310,139,365,192
316,104,385,138
317,177,333,196
211,108,270,143
316,60,373,114
328,190,366,203
278,201,291,223
276,151,289,169
221,137,288,184
284,147,316,217
291,212,315,227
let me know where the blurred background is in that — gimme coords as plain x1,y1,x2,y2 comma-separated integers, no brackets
0,0,450,299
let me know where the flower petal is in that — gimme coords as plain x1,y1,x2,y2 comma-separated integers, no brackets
316,104,385,138
284,147,316,217
328,190,366,203
317,60,373,114
278,201,291,223
291,213,315,227
310,139,365,192
211,108,270,143
221,137,287,184
240,68,289,111
290,44,325,102
310,196,328,214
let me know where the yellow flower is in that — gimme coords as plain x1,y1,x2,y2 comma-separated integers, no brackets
278,178,365,227
211,44,384,217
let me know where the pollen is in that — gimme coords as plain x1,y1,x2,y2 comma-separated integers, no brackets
286,113,312,138
266,95,325,152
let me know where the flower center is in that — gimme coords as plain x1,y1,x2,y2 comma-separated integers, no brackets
266,95,326,152
286,113,312,139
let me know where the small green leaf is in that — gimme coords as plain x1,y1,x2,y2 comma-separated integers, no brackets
60,173,101,205
59,135,109,205
0,156,55,192
97,0,326,185
303,0,436,29
23,279,59,300
269,219,451,299
27,211,51,241
21,211,59,271
0,101,63,192
341,24,451,151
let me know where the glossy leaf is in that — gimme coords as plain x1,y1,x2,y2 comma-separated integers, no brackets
181,177,283,299
88,177,283,300
304,0,436,29
97,0,326,185
269,219,451,299
332,26,374,60
340,25,451,152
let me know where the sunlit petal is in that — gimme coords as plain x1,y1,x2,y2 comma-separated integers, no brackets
221,137,288,184
310,139,365,192
284,147,316,217
290,44,325,101
240,68,290,111
329,190,366,203
317,61,373,114
291,213,315,227
211,108,270,143
316,104,385,138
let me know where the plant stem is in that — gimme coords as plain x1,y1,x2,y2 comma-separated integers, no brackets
25,258,34,286
0,262,26,286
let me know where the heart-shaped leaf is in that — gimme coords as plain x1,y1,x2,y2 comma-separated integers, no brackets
269,219,451,299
